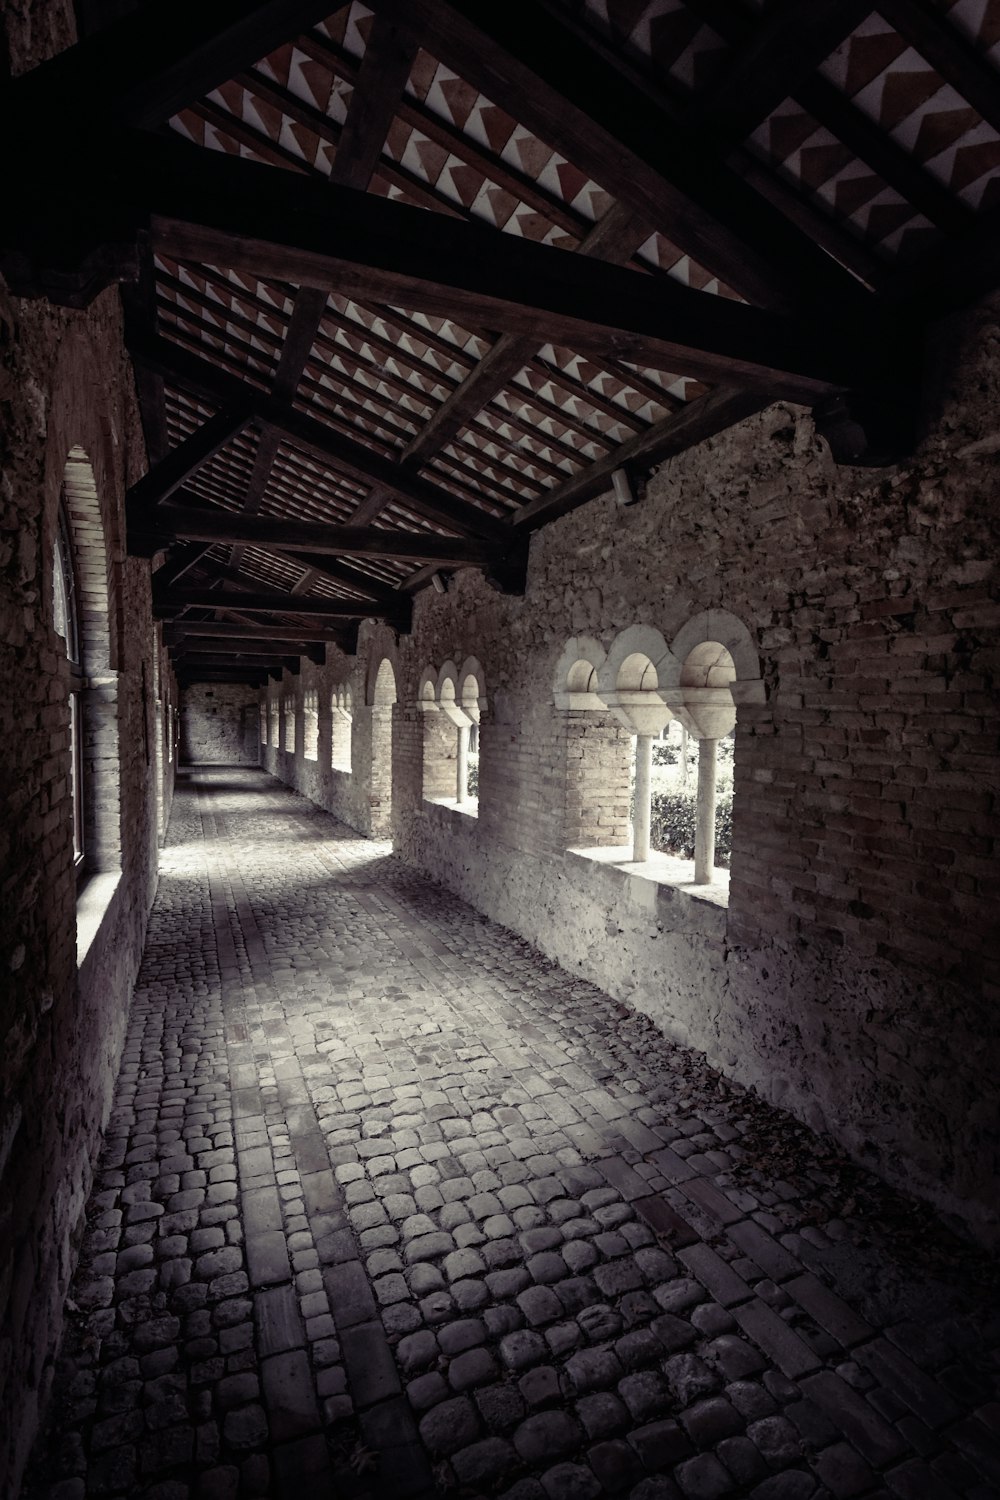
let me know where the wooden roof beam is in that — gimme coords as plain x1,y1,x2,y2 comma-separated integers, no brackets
158,588,399,616
129,333,510,541
368,0,871,316
127,406,249,509
167,621,347,644
142,506,496,568
402,202,655,469
688,0,877,142
7,0,350,130
685,0,973,234
137,137,866,401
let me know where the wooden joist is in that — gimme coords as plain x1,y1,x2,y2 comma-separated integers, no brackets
130,335,510,542
156,588,392,616
367,0,870,316
144,507,495,567
135,136,865,400
166,621,348,643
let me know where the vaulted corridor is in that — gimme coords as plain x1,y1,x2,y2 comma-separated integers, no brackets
26,770,999,1500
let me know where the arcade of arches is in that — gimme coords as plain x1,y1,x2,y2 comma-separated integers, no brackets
3,6,1000,1500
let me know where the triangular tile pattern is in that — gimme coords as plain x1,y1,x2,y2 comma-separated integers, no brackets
404,51,622,238
567,0,732,95
820,12,1000,220
941,0,1000,65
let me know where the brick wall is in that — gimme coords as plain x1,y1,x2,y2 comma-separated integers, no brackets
0,277,176,1493
180,683,260,765
265,298,1000,1245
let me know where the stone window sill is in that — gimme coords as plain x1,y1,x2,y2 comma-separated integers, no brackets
424,796,479,820
568,845,730,909
77,870,123,967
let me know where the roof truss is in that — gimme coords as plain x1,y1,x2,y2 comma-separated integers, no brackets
5,0,996,680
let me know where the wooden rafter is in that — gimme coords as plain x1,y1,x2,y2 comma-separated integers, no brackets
130,335,511,541
401,203,656,471
511,387,776,531
127,407,249,509
167,621,346,643
878,0,1000,139
684,0,973,235
158,587,401,615
367,0,870,315
687,0,877,144
146,507,496,567
132,136,866,400
9,0,350,130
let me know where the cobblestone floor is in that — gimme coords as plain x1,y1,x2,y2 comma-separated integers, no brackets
25,768,1000,1500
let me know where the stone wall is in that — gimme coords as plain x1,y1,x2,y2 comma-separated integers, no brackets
264,297,1000,1246
259,652,389,837
0,11,176,1486
180,682,260,765
0,279,177,1493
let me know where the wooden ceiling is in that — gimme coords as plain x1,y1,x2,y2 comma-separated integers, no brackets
6,0,1000,685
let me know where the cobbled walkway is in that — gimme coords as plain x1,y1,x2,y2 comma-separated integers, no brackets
25,768,1000,1500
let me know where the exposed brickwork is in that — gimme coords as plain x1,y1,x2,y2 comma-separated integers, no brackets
181,684,260,766
23,770,1000,1500
263,299,1000,1245
0,282,177,1495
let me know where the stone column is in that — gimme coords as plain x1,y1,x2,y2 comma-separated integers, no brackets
632,733,653,862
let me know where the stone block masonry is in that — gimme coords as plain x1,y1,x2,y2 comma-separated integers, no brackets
0,271,179,1498
22,769,1000,1500
0,12,177,1491
181,684,261,766
264,296,1000,1248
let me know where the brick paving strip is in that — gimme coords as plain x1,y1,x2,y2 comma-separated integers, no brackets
24,769,1000,1500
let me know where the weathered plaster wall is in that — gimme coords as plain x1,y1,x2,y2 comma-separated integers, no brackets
180,682,260,765
265,297,1000,1245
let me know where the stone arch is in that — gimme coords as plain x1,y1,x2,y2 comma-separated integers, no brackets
553,636,606,710
50,446,122,878
458,657,487,718
368,654,398,707
668,608,762,884
598,624,677,698
331,682,353,772
550,636,630,850
670,609,763,703
417,666,438,710
303,688,319,760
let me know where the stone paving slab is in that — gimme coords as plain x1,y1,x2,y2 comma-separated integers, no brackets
24,768,1000,1500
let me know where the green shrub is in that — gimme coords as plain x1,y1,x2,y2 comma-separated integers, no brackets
649,788,732,867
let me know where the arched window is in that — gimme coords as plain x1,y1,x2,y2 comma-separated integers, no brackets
553,637,632,850
53,501,84,868
269,693,279,747
259,700,268,747
597,627,674,863
331,685,353,772
669,611,762,885
303,689,319,760
418,659,486,813
52,449,121,885
284,693,297,754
